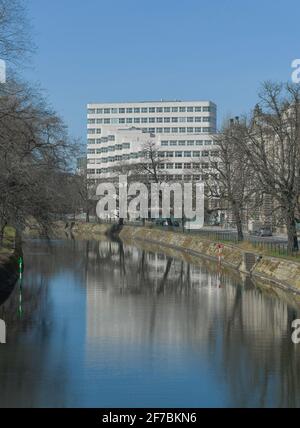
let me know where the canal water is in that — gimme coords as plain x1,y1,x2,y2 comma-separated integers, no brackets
1,237,300,408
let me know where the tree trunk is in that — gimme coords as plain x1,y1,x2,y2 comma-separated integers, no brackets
232,202,244,241
285,208,299,253
0,222,7,244
86,206,90,223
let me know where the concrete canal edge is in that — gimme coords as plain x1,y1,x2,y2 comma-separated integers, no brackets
118,226,300,295
55,221,300,296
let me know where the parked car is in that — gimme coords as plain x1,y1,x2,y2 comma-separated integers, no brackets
155,218,180,227
259,228,273,237
249,227,273,237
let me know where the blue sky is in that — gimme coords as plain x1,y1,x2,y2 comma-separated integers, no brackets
24,0,300,145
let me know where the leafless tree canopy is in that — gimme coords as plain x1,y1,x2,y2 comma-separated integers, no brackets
0,0,33,64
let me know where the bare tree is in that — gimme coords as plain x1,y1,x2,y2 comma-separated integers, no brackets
240,82,300,252
0,79,77,239
0,0,33,65
195,119,255,241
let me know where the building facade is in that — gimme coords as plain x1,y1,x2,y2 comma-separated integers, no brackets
87,100,217,181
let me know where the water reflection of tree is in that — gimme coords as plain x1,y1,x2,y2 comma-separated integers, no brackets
86,237,300,407
0,239,87,407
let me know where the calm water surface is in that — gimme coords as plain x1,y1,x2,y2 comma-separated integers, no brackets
0,237,300,408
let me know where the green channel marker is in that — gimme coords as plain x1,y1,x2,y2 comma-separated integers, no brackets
18,256,23,274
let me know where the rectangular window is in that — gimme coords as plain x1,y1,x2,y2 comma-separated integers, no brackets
175,163,182,169
126,118,132,123
195,106,202,112
119,108,125,113
161,141,169,146
187,140,194,146
122,143,131,149
164,117,170,123
195,127,202,132
149,107,155,113
141,118,148,123
196,140,203,146
119,118,125,124
195,117,202,122
166,163,174,169
134,107,140,113
164,107,170,112
203,106,211,112
156,107,163,113
111,108,118,113
96,108,103,114
104,119,110,124
111,118,118,124
88,149,95,154
88,109,96,114
179,117,186,122
156,117,163,123
149,117,155,123
88,119,95,124
96,119,103,124
156,128,163,133
205,140,212,145
172,117,178,123
187,127,193,132
184,163,191,168
178,140,186,146
149,128,155,133
179,107,186,112
179,127,186,133
167,151,174,157
134,118,140,123
126,108,133,113
164,128,170,133
187,107,194,112
104,108,110,114
172,127,178,133
175,151,182,157
141,107,148,113
203,117,211,122
172,107,178,112
88,129,95,134
87,139,95,144
170,140,177,146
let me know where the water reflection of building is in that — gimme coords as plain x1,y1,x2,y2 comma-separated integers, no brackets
85,238,300,407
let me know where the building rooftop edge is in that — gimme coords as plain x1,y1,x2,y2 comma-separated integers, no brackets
87,100,217,107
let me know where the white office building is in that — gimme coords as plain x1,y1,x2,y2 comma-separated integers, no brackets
87,100,217,180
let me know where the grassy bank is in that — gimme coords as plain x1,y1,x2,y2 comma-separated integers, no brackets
0,227,16,255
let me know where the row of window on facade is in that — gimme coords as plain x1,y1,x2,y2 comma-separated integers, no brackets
87,139,214,146
88,116,213,125
88,162,214,170
87,106,214,114
88,127,213,135
87,172,213,183
87,150,219,159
